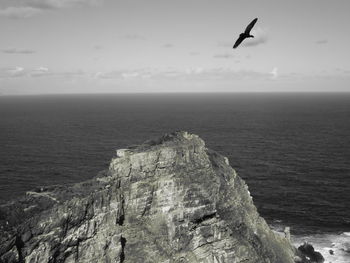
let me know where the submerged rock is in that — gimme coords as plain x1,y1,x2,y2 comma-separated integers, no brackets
0,131,312,262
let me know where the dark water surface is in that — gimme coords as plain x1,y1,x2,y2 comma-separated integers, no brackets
1,93,349,238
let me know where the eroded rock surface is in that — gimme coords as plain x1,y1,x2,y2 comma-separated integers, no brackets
1,131,308,262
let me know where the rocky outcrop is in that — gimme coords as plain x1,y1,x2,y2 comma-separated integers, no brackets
297,243,324,263
0,131,309,262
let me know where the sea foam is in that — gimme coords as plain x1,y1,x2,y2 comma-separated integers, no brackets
292,232,350,263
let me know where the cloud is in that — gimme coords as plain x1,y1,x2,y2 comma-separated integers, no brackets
93,45,103,50
270,67,278,80
29,67,52,77
0,0,103,18
56,70,86,78
189,51,200,56
315,39,328,44
162,43,173,48
217,41,232,48
334,68,350,75
0,66,50,78
213,53,234,59
10,67,26,77
242,27,268,47
94,70,123,79
0,67,27,78
186,67,204,75
0,66,89,79
2,48,36,54
121,72,139,79
160,69,181,78
122,34,146,40
94,67,274,82
0,7,41,18
95,69,154,80
23,0,103,9
199,68,272,81
2,67,274,83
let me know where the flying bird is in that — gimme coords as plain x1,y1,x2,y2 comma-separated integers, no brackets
233,18,258,49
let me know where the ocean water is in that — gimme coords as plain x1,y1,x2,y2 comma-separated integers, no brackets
0,93,349,262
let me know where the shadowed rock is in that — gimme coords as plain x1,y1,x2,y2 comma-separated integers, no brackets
0,131,316,262
298,242,325,263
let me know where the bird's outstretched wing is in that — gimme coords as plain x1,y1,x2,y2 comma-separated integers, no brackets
244,18,258,34
233,35,245,48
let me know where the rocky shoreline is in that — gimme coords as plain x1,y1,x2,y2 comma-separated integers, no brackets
0,132,323,262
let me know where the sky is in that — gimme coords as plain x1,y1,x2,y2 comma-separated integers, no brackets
0,0,350,94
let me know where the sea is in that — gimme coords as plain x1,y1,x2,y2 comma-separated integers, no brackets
0,93,349,262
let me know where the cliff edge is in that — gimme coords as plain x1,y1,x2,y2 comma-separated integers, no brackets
1,131,308,262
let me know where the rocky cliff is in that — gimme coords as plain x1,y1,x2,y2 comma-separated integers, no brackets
0,132,309,263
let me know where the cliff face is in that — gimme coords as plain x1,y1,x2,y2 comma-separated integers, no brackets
1,132,301,263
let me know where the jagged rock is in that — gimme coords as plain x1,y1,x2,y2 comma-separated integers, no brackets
298,243,325,263
0,131,312,262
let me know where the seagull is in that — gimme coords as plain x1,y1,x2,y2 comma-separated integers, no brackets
233,18,258,49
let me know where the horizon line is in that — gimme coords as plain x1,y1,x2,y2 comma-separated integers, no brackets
1,91,350,97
